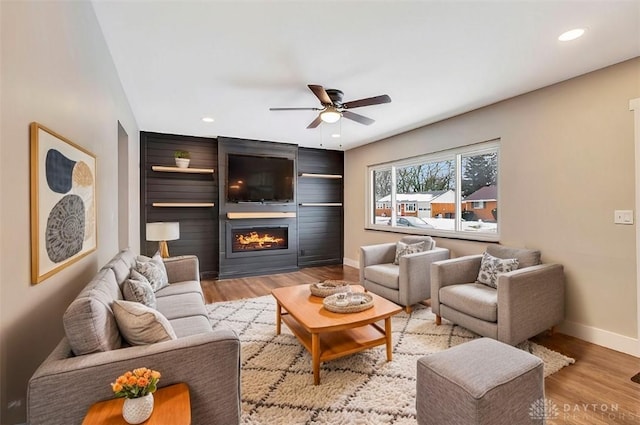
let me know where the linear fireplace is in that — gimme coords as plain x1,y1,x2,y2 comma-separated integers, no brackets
224,221,295,261
231,226,288,253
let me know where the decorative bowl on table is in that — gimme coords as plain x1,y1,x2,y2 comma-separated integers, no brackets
309,280,352,298
323,292,374,314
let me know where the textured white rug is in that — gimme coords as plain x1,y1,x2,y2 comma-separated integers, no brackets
207,295,574,425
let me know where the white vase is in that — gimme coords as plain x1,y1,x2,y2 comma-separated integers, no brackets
122,393,154,424
175,158,190,168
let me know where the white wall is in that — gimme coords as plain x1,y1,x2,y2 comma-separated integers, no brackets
345,58,640,356
0,1,139,423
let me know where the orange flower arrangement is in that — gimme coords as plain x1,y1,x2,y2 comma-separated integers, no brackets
111,368,161,399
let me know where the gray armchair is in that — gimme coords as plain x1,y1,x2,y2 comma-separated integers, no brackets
431,244,565,345
360,236,450,313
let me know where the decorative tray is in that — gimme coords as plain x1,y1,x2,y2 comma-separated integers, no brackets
323,292,374,314
310,280,352,298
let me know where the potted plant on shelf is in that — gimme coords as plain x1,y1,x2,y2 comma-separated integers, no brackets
174,150,190,168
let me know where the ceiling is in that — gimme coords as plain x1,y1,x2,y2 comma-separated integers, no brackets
92,1,640,151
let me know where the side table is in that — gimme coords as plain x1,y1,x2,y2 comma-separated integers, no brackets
82,383,191,425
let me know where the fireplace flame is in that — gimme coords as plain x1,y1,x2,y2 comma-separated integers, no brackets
235,231,285,247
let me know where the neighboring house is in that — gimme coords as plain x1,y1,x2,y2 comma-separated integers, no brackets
429,190,457,218
376,190,449,218
463,185,497,221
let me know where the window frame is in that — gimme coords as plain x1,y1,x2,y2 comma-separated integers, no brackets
365,139,500,242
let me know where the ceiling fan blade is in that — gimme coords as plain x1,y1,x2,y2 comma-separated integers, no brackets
342,94,391,109
270,107,320,111
342,110,375,125
306,115,323,129
308,84,332,105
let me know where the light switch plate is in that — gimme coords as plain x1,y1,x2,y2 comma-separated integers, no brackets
614,210,634,225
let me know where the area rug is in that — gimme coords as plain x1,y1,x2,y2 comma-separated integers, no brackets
207,295,575,425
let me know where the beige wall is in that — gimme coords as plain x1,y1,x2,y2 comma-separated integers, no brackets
345,58,640,353
0,2,139,423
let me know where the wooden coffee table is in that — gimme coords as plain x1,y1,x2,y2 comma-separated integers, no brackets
272,284,402,385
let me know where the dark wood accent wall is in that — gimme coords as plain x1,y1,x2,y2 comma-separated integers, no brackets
297,147,344,267
139,133,344,279
140,132,219,276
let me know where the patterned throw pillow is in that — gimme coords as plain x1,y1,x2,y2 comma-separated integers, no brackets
393,241,427,265
112,300,177,346
477,252,519,288
135,253,169,292
122,270,157,309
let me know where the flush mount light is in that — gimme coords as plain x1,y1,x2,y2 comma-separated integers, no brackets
558,28,585,41
201,116,215,123
331,133,341,138
320,106,341,123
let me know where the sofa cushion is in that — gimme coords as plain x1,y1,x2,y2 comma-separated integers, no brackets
169,315,213,338
394,241,427,265
439,282,498,322
63,268,122,355
101,248,137,286
364,263,400,290
112,300,177,345
155,292,208,320
135,253,169,292
477,252,519,288
122,271,156,309
486,245,540,269
154,279,204,301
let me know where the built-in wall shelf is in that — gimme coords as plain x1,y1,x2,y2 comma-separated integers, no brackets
299,203,343,207
152,202,215,207
298,172,343,179
152,165,215,174
227,212,297,219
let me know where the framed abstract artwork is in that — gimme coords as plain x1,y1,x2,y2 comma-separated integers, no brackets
30,123,97,284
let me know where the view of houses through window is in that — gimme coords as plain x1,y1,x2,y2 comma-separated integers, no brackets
369,140,499,239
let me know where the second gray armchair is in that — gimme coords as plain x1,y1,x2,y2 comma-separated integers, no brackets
360,236,450,313
431,244,565,346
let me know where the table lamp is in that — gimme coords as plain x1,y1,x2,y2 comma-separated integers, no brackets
146,222,180,258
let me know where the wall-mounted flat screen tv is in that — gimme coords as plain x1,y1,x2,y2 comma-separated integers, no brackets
227,153,294,202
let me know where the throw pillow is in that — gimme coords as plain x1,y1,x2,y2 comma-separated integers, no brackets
112,300,177,346
477,251,519,288
122,270,157,309
393,241,427,265
135,252,169,291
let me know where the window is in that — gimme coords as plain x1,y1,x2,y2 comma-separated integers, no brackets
367,140,499,240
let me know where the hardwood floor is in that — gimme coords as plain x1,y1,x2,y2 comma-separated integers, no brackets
202,265,640,425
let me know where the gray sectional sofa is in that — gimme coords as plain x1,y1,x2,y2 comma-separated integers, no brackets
27,248,241,425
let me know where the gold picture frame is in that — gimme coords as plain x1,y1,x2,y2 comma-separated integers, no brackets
30,122,97,284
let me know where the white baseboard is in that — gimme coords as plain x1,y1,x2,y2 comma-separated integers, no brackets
343,257,359,269
558,320,639,357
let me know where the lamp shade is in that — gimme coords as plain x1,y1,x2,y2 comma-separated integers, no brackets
146,222,180,241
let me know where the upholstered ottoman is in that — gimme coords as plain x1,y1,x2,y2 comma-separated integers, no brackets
416,338,544,425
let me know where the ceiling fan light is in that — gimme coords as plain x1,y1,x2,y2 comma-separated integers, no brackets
320,109,341,123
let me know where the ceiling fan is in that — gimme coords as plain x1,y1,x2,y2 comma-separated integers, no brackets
270,84,391,129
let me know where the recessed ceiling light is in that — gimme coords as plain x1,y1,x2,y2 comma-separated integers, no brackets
201,116,214,123
558,28,585,41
